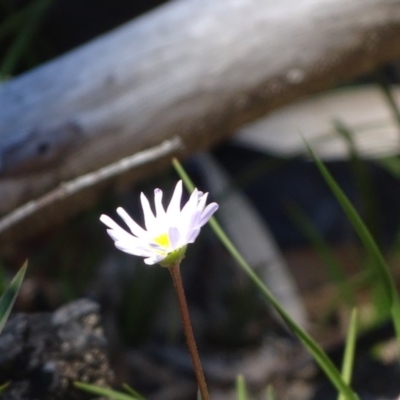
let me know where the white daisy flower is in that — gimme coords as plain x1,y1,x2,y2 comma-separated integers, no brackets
100,180,218,266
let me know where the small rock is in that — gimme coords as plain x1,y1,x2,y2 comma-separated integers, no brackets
0,299,115,399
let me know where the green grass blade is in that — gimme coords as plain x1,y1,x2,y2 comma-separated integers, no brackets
338,309,358,400
266,385,275,400
122,384,145,400
172,158,359,400
333,120,378,238
376,156,400,179
378,73,400,131
0,261,27,335
209,217,357,399
306,143,400,354
0,381,10,393
0,0,52,76
0,0,41,41
74,382,141,400
236,375,248,400
333,120,387,316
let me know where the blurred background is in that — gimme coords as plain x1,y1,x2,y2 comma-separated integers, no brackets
2,0,400,399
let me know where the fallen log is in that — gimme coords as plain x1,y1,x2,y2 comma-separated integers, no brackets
1,0,400,244
235,85,400,160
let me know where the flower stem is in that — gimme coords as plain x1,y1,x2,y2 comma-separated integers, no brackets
169,264,210,400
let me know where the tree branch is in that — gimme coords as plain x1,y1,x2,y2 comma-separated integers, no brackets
0,138,182,247
1,0,400,243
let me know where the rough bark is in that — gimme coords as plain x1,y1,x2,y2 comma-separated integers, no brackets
1,0,400,243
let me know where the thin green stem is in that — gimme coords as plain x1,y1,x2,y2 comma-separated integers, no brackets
169,264,210,400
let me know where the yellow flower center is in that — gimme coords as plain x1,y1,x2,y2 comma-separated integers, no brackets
154,233,171,249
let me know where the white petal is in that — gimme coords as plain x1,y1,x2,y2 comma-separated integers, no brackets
140,193,157,232
180,192,208,240
167,180,183,219
116,207,148,238
198,203,219,227
113,233,150,248
100,214,122,230
180,189,199,222
154,189,168,232
144,254,166,265
168,226,181,249
149,241,168,252
106,228,132,243
110,230,152,252
154,189,167,218
190,193,209,228
101,182,219,260
175,189,201,242
114,241,153,257
187,228,200,243
197,192,208,211
100,215,132,239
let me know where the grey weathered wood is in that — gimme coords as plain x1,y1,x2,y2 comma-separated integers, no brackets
0,138,181,244
235,85,400,159
1,0,400,242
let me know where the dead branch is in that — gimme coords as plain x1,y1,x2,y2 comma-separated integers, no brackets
1,0,400,243
0,138,181,236
0,138,182,249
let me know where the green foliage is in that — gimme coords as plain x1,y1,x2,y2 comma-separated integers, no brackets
377,71,400,130
338,309,358,400
0,262,27,394
173,158,359,400
266,385,275,400
0,381,10,394
236,375,248,400
122,384,145,400
307,143,400,354
377,156,400,179
0,261,27,335
0,0,52,78
334,120,378,238
74,382,143,400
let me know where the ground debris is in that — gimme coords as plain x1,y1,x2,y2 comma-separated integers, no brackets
0,299,115,400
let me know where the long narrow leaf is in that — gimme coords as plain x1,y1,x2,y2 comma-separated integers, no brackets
0,261,27,334
74,382,141,400
334,120,378,239
0,381,10,393
378,74,400,131
122,384,145,400
377,156,400,179
266,385,275,400
333,120,387,315
1,0,52,76
236,375,248,400
338,309,358,400
306,143,400,353
173,158,359,400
